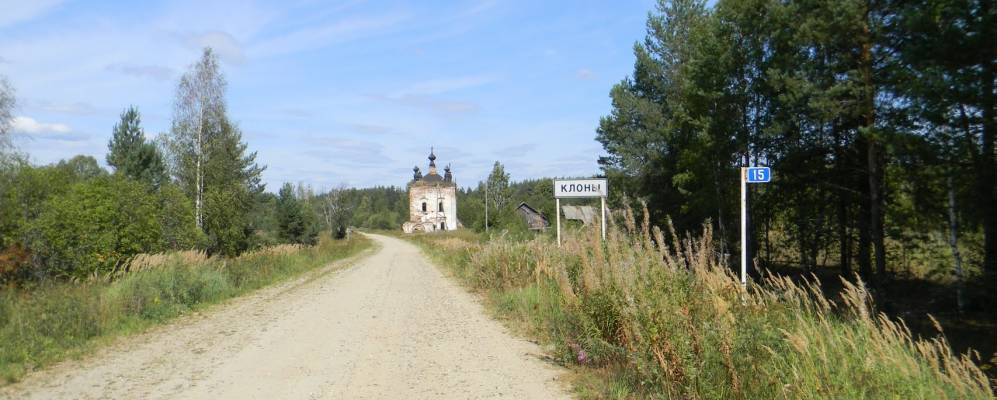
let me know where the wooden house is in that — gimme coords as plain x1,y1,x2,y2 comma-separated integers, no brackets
515,202,550,231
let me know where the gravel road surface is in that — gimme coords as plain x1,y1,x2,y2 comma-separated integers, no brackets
2,233,569,400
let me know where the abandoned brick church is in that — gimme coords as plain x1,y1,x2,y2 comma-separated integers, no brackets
402,148,459,233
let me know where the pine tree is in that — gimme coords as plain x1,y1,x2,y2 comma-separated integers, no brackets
891,0,997,278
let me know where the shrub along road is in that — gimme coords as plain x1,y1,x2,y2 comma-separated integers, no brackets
1,234,569,399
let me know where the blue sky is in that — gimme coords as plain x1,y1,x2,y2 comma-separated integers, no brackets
1,0,655,190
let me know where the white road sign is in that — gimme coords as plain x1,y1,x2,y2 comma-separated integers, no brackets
554,178,609,246
554,179,608,198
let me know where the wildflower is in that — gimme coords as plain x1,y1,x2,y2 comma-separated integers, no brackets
577,348,589,364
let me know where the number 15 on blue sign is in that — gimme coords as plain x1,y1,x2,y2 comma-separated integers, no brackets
745,167,771,183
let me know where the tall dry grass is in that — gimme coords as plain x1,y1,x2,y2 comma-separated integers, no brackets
0,235,370,383
411,207,993,399
122,250,209,273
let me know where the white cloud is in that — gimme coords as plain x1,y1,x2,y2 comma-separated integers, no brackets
181,31,246,65
156,0,274,39
392,75,495,98
576,68,595,80
28,99,100,115
105,63,177,82
348,123,394,135
495,143,537,158
373,75,493,115
0,0,63,28
461,0,498,18
248,14,406,58
373,94,479,115
12,116,71,134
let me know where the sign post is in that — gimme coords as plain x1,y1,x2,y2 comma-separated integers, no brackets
556,198,561,247
741,167,771,288
601,196,606,241
554,178,608,247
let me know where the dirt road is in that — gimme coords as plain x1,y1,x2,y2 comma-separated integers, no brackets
2,234,570,400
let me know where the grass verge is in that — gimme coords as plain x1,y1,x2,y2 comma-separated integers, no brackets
406,212,993,399
0,234,371,383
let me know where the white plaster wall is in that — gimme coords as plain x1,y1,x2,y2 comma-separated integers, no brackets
443,187,457,230
408,184,457,231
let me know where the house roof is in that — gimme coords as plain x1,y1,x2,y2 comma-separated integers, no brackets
516,202,549,229
516,202,541,215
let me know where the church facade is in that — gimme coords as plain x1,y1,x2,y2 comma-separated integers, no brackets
402,149,459,233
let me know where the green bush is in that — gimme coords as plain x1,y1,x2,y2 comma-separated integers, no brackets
30,176,161,279
0,159,91,249
157,183,201,251
203,185,253,257
2,167,201,283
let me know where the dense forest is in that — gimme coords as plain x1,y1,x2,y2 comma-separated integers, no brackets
596,0,995,306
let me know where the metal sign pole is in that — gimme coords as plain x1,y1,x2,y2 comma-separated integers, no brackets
600,196,606,241
556,198,561,247
740,167,747,288
739,166,770,288
485,181,488,236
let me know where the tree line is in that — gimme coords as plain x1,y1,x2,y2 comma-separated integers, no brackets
597,0,995,291
269,161,590,235
0,49,329,284
282,161,581,235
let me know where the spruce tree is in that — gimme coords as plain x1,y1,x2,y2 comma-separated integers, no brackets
107,106,166,187
201,118,264,256
277,182,306,243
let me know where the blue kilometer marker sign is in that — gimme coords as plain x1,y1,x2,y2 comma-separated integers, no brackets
745,167,771,183
740,166,771,289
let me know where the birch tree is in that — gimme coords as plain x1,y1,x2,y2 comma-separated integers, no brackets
486,161,511,211
323,184,353,237
169,48,227,229
0,75,15,152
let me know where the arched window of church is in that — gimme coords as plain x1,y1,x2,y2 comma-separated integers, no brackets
422,202,427,212
438,202,444,212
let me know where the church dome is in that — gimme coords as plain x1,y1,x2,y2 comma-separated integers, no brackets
409,147,453,186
